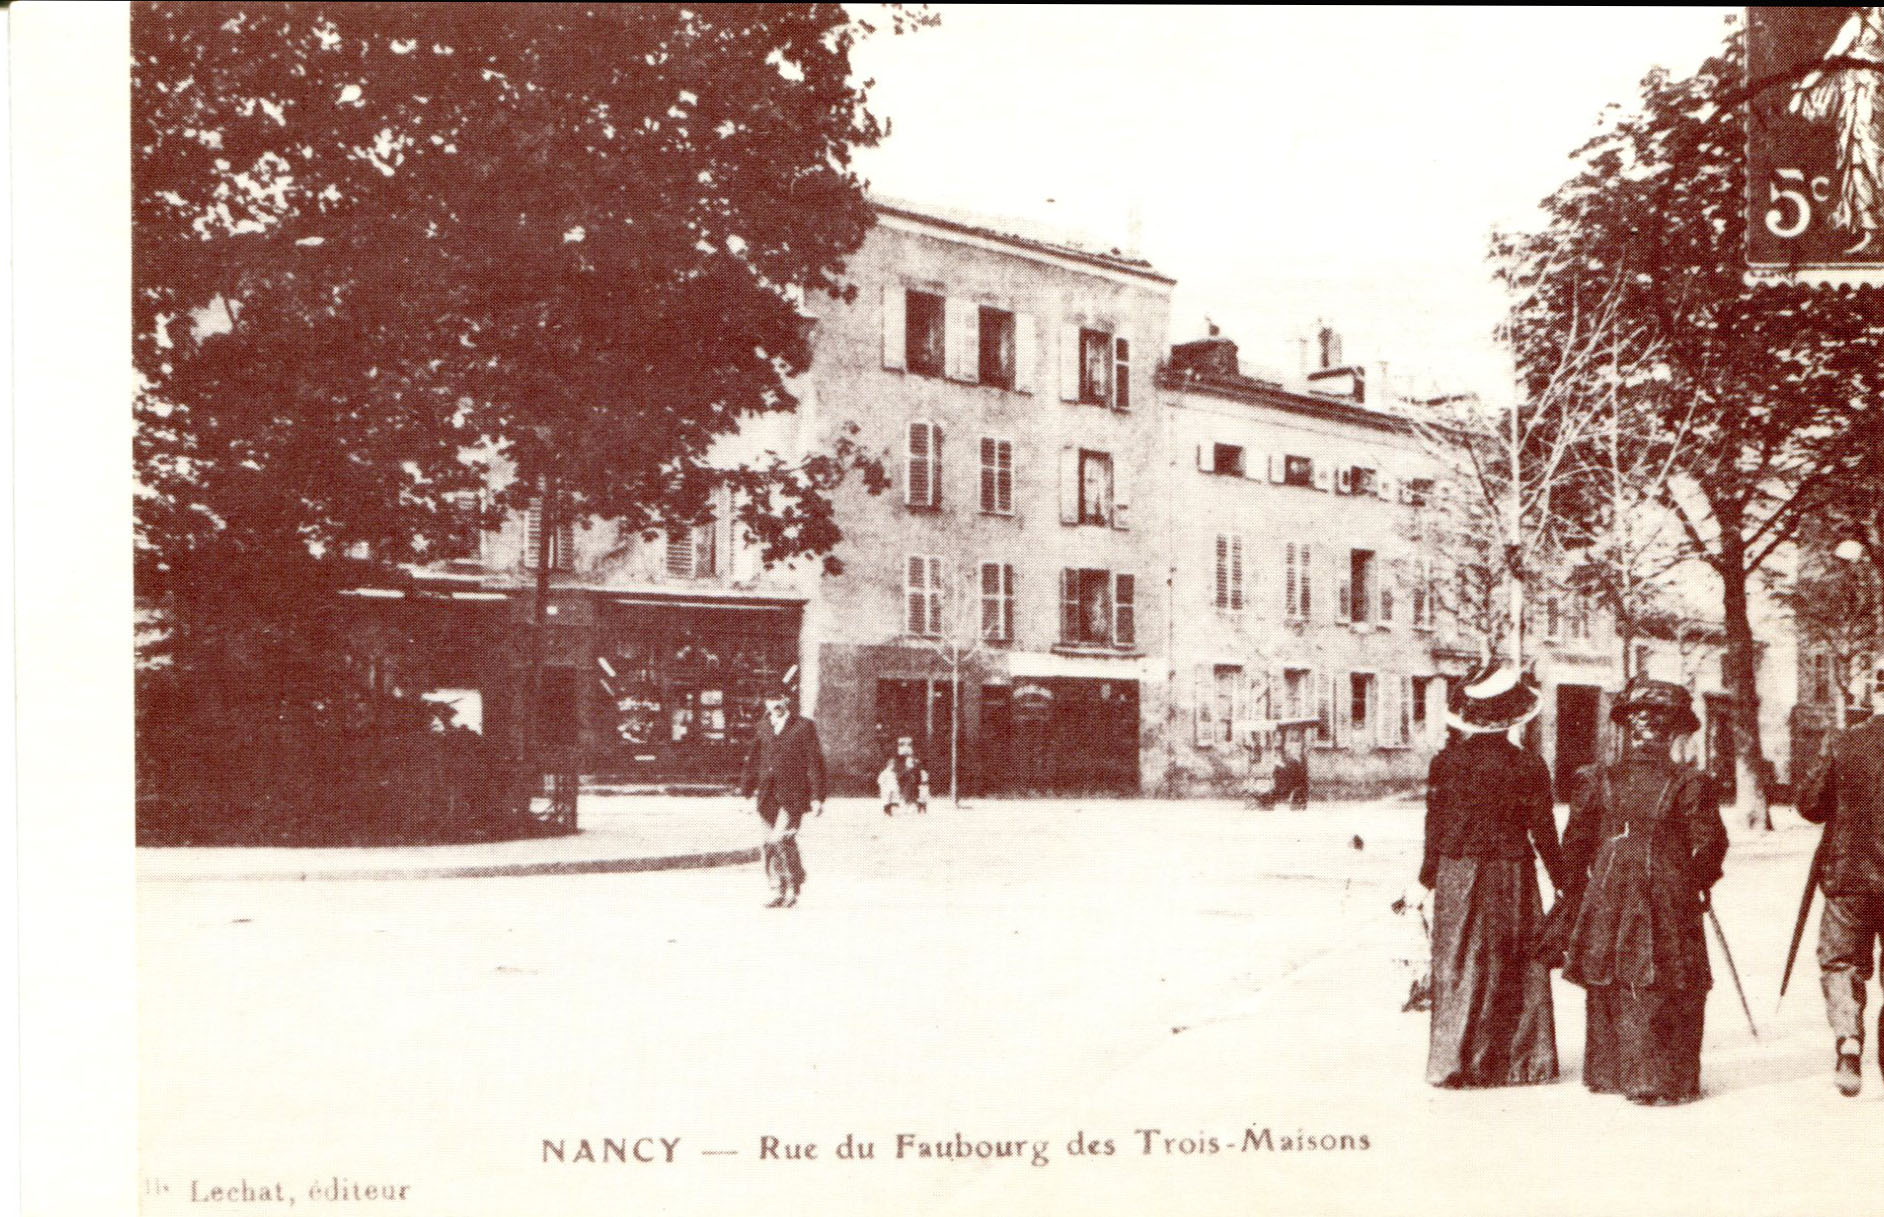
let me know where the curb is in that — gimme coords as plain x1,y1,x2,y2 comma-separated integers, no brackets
138,845,760,884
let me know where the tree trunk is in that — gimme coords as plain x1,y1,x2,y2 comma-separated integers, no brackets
1718,536,1771,830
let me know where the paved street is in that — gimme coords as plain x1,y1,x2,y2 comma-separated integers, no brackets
140,797,1884,1217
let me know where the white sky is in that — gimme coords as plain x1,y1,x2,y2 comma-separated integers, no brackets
851,5,1740,406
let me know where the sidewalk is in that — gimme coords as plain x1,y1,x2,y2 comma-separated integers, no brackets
135,793,764,882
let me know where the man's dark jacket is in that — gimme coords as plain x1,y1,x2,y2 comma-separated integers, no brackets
1803,716,1884,896
741,714,828,813
1421,732,1566,891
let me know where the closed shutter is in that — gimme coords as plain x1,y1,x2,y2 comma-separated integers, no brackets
1059,446,1079,525
1014,313,1038,393
881,285,906,371
944,296,979,382
925,557,944,636
1058,324,1082,402
1114,573,1135,647
905,422,932,507
905,557,925,635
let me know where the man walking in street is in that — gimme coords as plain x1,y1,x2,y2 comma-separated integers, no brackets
1802,711,1884,1096
741,671,826,908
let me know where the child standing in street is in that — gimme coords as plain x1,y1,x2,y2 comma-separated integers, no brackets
878,736,929,816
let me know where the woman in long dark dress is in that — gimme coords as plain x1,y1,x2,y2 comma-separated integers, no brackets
1420,663,1566,1088
1560,679,1727,1106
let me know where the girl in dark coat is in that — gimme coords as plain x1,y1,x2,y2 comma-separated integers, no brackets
1420,663,1566,1088
1559,679,1727,1105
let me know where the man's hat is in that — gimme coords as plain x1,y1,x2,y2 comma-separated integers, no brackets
1611,677,1700,735
1445,660,1542,735
764,665,800,705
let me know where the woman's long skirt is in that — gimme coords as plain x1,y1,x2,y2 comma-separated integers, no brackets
1582,986,1705,1101
1427,857,1560,1087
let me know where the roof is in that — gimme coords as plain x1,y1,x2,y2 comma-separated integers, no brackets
1157,364,1426,436
870,196,1175,286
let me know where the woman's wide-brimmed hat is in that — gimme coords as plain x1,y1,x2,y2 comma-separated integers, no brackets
1445,660,1542,735
1611,677,1700,735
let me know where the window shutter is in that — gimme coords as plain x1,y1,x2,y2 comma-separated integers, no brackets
1058,324,1082,402
1112,336,1131,412
926,557,944,637
1334,466,1353,495
1061,568,1080,643
1196,443,1211,472
1114,573,1135,647
1300,543,1313,619
944,297,979,382
1230,536,1244,611
1334,673,1351,747
1059,446,1079,525
1336,564,1351,624
1284,542,1298,618
1316,670,1332,743
1014,313,1038,393
1400,675,1414,746
1194,665,1214,747
881,285,906,371
525,502,543,569
905,556,924,635
1216,536,1229,609
1313,462,1332,493
1112,462,1131,530
931,426,944,506
1378,677,1395,748
1380,575,1394,625
1379,475,1396,502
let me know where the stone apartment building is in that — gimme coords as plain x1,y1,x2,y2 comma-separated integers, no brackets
1155,335,1460,794
792,202,1176,795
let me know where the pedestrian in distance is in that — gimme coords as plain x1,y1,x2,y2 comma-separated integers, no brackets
1419,661,1567,1089
1558,678,1727,1106
1800,711,1884,1097
740,669,826,908
877,735,928,817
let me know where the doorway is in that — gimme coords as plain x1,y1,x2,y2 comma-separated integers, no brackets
1554,684,1600,800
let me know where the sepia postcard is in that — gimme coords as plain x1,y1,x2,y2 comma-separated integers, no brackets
15,5,1884,1215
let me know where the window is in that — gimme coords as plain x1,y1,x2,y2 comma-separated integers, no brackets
979,306,1016,389
1407,477,1434,507
1568,595,1593,644
1286,542,1313,620
1284,668,1311,720
1345,549,1375,624
665,521,716,579
525,498,574,571
1211,443,1245,477
1411,558,1434,630
1114,573,1136,647
1284,455,1314,487
1214,535,1245,612
979,437,1014,515
1546,597,1562,639
1350,673,1376,738
1114,336,1132,410
980,562,1015,643
1078,450,1114,526
1314,671,1333,743
1411,676,1431,735
1350,466,1377,497
906,421,942,509
905,555,943,637
905,290,945,377
1061,568,1128,647
435,490,484,562
1078,328,1113,405
1215,665,1240,745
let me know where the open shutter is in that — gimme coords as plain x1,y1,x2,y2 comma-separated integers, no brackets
1380,569,1394,625
1061,569,1080,643
1332,673,1349,747
1335,552,1351,624
1230,536,1244,611
881,285,906,371
1196,442,1211,472
1059,446,1079,525
525,502,543,568
1215,536,1229,609
1014,313,1038,393
1266,453,1283,483
1112,462,1131,530
1378,678,1395,748
1058,324,1082,402
1400,675,1415,746
1313,462,1332,493
1334,466,1353,495
1284,542,1298,618
1299,543,1314,619
931,426,944,506
1315,671,1332,743
944,296,979,382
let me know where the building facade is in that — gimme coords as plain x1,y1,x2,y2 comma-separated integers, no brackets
794,203,1176,795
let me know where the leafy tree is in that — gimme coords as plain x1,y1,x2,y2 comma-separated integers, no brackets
135,2,920,638
1492,23,1884,826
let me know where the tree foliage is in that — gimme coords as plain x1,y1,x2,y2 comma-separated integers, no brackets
135,2,920,595
1491,21,1884,819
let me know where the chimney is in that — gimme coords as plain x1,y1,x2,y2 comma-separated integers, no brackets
1170,334,1240,379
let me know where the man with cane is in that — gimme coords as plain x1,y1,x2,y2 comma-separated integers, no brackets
740,668,826,909
1799,710,1884,1096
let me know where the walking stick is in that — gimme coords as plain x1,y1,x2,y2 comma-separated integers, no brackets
1705,904,1758,1038
1777,833,1828,1010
